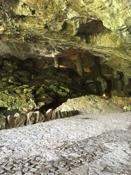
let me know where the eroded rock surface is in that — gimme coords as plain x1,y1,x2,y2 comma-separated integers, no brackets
55,95,122,114
0,0,131,76
56,95,131,114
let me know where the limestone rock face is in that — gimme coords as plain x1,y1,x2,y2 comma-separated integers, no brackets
0,0,131,77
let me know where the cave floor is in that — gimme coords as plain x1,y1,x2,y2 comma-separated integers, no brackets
0,112,131,175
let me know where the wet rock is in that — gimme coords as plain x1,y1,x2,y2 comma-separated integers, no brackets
37,111,46,122
5,113,26,129
0,115,6,129
26,112,37,125
45,109,53,121
54,109,79,119
26,111,45,125
0,110,47,130
54,110,62,119
12,113,26,128
50,110,57,120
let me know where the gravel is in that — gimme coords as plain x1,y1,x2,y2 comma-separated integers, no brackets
0,112,131,174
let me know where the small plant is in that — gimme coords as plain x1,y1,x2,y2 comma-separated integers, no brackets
123,105,131,112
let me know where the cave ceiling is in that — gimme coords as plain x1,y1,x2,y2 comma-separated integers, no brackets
0,0,131,77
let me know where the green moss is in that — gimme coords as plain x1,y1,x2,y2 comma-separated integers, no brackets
0,58,80,113
0,85,36,112
48,84,70,97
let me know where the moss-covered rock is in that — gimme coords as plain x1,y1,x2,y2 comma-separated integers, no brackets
0,86,36,112
0,58,82,114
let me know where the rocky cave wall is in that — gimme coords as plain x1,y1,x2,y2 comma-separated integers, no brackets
0,0,131,74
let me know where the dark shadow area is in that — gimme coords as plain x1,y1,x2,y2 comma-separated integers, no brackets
76,20,110,41
0,50,130,128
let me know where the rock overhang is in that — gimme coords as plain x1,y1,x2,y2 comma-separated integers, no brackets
0,0,131,77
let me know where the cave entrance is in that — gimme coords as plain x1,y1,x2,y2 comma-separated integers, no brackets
55,48,130,98
0,53,130,129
